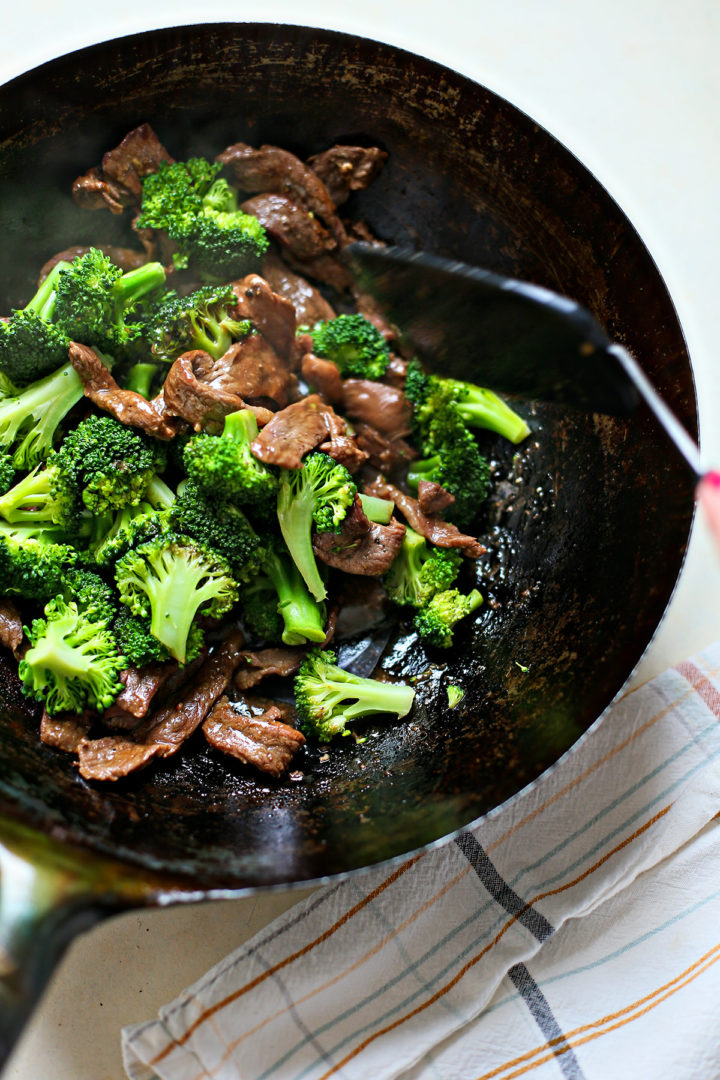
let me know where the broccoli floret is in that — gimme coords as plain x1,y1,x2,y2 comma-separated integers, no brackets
0,262,73,388
309,314,390,380
406,361,530,444
384,526,462,608
0,360,85,469
136,159,269,280
169,478,267,582
276,452,356,602
0,453,15,495
182,409,278,516
145,284,252,363
19,596,125,715
294,648,415,742
406,418,491,529
52,249,166,358
91,502,171,567
61,567,118,624
413,587,483,649
0,521,77,601
114,532,238,663
112,606,170,668
252,545,327,646
0,464,78,530
54,414,167,515
123,362,160,399
241,575,284,644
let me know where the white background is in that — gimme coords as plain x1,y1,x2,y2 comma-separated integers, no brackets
2,2,720,1076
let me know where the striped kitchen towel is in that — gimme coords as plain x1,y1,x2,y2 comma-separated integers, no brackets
122,643,720,1080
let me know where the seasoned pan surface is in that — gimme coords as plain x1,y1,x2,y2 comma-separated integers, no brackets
0,24,696,888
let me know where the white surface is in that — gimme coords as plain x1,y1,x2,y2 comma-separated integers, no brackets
2,2,720,1076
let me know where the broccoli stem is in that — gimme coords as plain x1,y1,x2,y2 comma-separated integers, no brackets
0,466,58,524
113,262,167,306
276,480,327,602
145,475,176,510
223,408,258,444
265,550,326,645
454,385,530,443
144,548,222,662
316,669,415,722
358,493,395,524
0,361,85,469
23,261,72,319
124,363,159,398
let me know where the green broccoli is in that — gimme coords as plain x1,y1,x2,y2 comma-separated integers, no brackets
0,464,79,530
61,567,118,624
0,521,77,601
406,415,491,529
144,284,252,363
169,478,267,583
0,360,86,469
19,596,125,715
136,159,269,280
384,526,462,608
308,314,390,380
247,545,327,646
182,409,278,516
123,362,160,399
241,575,284,643
294,648,415,742
90,502,171,567
0,262,73,388
405,361,530,444
413,587,484,648
276,452,357,602
115,532,238,663
112,606,170,668
0,453,15,495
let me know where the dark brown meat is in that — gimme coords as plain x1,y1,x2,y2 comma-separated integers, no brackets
69,342,180,440
301,353,343,405
261,254,336,326
162,349,273,433
77,737,161,781
105,663,175,721
212,335,296,409
40,709,92,754
353,421,417,474
418,480,455,516
283,251,354,294
364,476,486,558
39,244,149,283
0,598,23,655
231,274,297,361
202,697,305,777
250,394,343,469
342,379,413,438
72,124,174,213
312,495,405,576
353,290,398,342
234,646,306,690
318,433,368,473
240,194,336,261
217,142,346,245
384,354,410,388
306,145,388,206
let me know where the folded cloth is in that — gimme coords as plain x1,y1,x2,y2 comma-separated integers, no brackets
122,644,720,1080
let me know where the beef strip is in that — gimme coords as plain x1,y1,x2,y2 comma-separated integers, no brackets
162,349,273,433
353,421,417,474
202,697,305,777
0,598,23,654
250,394,344,469
69,342,180,440
318,433,368,472
217,142,346,245
417,479,456,516
231,274,297,361
77,737,162,781
240,194,336,261
312,494,405,576
282,250,354,294
342,379,413,438
234,646,306,690
104,663,175,720
384,354,410,388
306,145,388,206
301,353,343,405
208,336,296,409
72,124,174,213
40,709,93,754
261,254,336,326
364,476,486,558
39,244,149,283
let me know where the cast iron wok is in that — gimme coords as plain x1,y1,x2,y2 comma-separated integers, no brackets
0,22,697,1061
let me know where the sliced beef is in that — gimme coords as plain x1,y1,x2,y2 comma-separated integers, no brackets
240,194,336,261
162,349,273,433
202,697,305,777
77,737,161,781
312,494,405,576
342,379,413,438
234,646,306,690
208,336,296,409
384,354,410,388
306,145,388,206
364,476,486,558
39,244,149,283
301,353,343,405
282,250,354,294
353,421,417,474
69,342,180,440
0,598,23,655
231,273,297,361
105,663,175,721
417,480,455,516
217,142,346,245
72,124,174,213
353,290,398,342
250,394,344,469
318,433,368,473
261,254,336,326
40,709,92,754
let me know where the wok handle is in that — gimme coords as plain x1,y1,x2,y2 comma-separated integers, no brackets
0,814,159,1069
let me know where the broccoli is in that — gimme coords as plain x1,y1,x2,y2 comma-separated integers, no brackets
112,606,170,668
405,361,530,444
52,248,166,358
0,464,78,530
241,575,284,644
384,526,462,608
248,545,327,646
308,314,390,380
358,493,395,524
406,416,491,529
413,588,484,649
145,284,252,363
90,502,171,567
61,567,118,624
0,262,72,388
123,362,160,399
169,478,267,583
19,596,125,715
0,521,77,601
0,360,86,469
276,452,357,602
0,453,15,495
115,532,238,663
294,648,415,742
136,159,269,280
182,409,278,517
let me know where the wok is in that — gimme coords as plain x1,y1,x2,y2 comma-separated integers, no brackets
0,22,697,1062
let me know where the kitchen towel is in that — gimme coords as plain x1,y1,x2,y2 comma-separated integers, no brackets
122,643,720,1080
